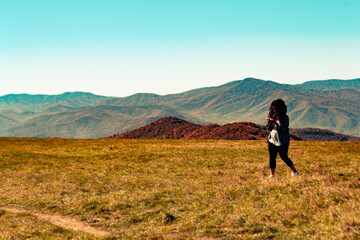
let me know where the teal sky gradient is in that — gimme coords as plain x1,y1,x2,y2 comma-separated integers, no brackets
1,0,359,96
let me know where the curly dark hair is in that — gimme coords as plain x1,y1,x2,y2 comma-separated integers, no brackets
269,99,287,119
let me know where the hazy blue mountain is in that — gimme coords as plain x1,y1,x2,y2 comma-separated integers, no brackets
0,105,191,138
0,92,110,112
0,114,19,130
296,78,360,91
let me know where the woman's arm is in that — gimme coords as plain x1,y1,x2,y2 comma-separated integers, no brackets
275,116,289,131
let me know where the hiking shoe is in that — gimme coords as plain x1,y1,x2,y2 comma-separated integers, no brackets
291,171,299,176
267,175,275,178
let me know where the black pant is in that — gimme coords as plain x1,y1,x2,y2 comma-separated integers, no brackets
268,142,294,169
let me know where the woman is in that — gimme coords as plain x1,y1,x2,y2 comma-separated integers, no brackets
266,99,299,178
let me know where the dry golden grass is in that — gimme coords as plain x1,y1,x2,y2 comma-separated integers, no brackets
0,138,359,239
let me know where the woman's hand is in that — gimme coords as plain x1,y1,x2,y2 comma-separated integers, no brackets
267,119,277,125
266,118,277,129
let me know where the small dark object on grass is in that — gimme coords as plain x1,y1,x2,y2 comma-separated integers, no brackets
164,213,176,224
0,209,6,216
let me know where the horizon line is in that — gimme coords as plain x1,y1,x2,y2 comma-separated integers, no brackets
1,77,359,98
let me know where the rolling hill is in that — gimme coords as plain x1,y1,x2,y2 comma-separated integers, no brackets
1,78,359,138
290,128,360,141
105,116,359,141
105,116,302,141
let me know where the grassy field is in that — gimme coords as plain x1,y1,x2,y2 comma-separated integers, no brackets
0,138,359,239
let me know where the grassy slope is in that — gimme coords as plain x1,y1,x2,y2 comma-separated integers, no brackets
0,138,359,239
0,210,92,239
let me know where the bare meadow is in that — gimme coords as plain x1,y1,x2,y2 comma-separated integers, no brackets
0,138,359,239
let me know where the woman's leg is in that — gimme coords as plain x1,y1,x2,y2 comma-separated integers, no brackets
278,143,298,173
268,142,277,176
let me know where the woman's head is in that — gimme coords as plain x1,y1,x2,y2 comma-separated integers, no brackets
270,99,287,117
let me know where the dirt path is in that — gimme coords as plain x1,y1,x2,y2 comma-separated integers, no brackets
0,206,111,238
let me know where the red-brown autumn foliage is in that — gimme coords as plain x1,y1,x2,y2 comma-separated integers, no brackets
105,116,301,141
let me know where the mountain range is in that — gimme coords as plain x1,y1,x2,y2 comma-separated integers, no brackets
0,78,359,138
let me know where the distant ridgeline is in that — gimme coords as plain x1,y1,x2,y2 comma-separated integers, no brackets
0,78,359,139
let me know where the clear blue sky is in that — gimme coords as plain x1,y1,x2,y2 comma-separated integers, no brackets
1,0,359,96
